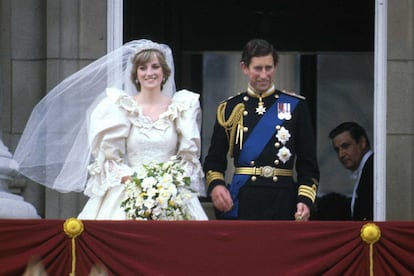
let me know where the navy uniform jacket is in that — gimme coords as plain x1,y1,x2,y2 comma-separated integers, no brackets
204,87,319,220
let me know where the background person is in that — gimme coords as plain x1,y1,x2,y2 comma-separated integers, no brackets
329,122,373,221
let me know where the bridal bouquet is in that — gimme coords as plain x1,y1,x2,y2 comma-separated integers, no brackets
121,157,197,220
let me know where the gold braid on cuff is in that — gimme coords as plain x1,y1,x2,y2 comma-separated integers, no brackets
206,170,225,188
298,184,318,203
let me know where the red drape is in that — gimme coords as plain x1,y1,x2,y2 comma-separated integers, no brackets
1,220,413,276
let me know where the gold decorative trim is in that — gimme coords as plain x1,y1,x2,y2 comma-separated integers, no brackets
206,170,225,188
247,83,276,98
280,89,306,100
361,223,381,276
217,102,245,156
235,167,293,178
361,223,381,244
298,185,316,203
64,218,84,276
64,218,84,238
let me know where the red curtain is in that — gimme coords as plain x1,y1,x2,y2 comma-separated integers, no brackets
1,220,413,276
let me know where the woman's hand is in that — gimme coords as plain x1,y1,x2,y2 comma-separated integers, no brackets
121,175,133,184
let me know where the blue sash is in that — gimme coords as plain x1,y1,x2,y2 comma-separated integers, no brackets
221,94,299,218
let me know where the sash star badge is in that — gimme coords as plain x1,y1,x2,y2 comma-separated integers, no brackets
277,146,292,164
275,126,291,145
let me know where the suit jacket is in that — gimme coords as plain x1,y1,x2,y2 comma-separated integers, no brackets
353,153,374,220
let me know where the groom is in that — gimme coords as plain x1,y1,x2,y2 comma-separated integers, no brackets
203,38,319,221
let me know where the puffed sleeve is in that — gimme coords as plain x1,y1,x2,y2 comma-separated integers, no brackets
171,90,206,197
84,88,134,198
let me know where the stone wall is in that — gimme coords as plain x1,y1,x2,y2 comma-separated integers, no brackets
0,0,106,218
386,0,414,219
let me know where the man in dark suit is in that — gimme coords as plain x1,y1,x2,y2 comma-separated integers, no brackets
329,122,373,221
203,39,319,220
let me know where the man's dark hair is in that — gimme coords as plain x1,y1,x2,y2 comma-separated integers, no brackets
240,38,279,67
328,122,371,149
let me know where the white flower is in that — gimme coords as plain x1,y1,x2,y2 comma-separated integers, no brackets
141,177,157,189
143,197,156,209
134,195,144,207
166,183,178,195
135,166,147,179
159,174,173,187
146,187,158,198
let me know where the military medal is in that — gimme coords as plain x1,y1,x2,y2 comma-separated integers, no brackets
277,102,292,120
256,96,266,115
247,83,275,116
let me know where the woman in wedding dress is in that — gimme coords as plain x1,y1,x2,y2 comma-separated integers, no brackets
78,42,207,219
14,40,208,220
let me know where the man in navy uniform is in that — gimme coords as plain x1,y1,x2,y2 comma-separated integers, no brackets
203,39,319,220
329,122,373,221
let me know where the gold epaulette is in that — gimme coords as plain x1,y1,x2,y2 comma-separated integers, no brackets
280,90,306,100
217,102,245,157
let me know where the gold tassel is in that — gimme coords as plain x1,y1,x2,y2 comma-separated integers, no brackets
64,218,84,276
360,223,381,276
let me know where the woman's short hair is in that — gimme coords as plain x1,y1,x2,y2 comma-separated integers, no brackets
130,49,171,91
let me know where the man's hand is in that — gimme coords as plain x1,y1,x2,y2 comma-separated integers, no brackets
211,185,233,212
294,202,310,221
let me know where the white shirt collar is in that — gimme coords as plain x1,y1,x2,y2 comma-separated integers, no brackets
351,150,373,180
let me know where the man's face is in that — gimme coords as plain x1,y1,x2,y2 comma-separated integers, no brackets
241,54,276,93
332,131,367,171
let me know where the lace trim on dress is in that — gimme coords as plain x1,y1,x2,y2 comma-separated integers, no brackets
107,88,197,128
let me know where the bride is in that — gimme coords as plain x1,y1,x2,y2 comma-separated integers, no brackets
14,39,208,220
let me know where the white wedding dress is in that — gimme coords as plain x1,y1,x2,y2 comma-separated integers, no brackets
78,88,208,220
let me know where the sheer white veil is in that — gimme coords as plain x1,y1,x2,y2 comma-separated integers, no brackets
13,39,176,192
